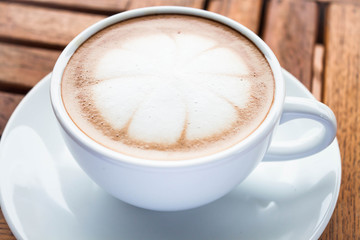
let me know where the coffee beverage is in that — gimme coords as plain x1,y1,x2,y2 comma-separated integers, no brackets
52,8,336,211
61,14,275,160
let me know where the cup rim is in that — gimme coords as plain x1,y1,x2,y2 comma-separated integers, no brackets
50,6,285,168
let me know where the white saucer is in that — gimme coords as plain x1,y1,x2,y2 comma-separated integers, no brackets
0,70,341,240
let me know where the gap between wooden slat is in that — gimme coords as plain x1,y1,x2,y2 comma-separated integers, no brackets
0,37,64,51
315,1,327,44
258,0,269,38
305,0,360,6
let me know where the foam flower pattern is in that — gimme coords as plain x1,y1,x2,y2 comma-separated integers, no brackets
91,33,251,145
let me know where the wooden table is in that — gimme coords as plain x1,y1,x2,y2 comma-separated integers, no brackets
0,0,359,239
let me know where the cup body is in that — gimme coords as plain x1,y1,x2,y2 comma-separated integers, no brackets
50,6,285,211
60,126,273,210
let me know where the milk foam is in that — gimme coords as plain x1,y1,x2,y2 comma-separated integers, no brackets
61,15,275,160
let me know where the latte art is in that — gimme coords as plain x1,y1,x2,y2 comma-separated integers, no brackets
93,38,251,143
62,15,274,160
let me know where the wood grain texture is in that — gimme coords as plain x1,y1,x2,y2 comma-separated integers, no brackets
0,2,105,47
12,0,128,11
311,0,360,5
207,0,263,33
0,0,358,239
0,91,24,134
262,0,318,90
12,0,205,11
0,210,14,240
124,0,205,9
320,3,360,239
0,42,60,90
312,44,324,101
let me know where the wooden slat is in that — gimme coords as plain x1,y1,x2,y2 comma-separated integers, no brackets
13,0,128,12
120,0,205,9
0,91,24,135
207,0,263,34
0,209,14,240
0,43,60,90
311,44,324,101
262,0,318,90
321,3,360,239
0,2,105,47
13,0,205,11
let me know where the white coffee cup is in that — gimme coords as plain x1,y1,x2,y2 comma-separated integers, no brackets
50,6,337,211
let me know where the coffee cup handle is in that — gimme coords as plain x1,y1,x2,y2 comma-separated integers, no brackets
266,97,337,160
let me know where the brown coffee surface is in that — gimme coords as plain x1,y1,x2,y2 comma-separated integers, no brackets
62,14,275,160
